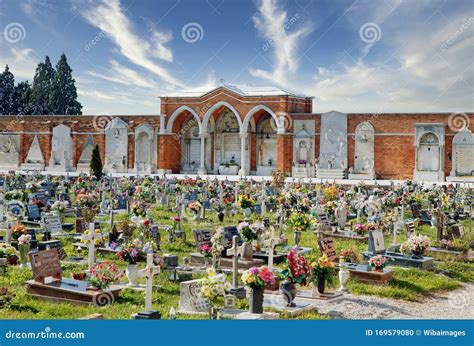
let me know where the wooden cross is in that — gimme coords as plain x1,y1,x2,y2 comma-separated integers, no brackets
139,253,161,310
264,226,284,271
226,235,239,289
83,222,103,269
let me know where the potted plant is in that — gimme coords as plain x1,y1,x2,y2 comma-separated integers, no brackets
241,266,275,314
368,255,389,272
89,261,123,290
279,250,311,307
0,243,18,266
210,228,227,270
310,255,335,295
11,224,26,241
17,234,32,268
400,234,431,259
199,268,231,319
116,239,145,287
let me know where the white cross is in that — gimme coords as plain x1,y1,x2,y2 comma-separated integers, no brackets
264,226,284,271
82,222,103,269
226,235,239,289
139,253,161,310
261,182,266,216
234,188,239,208
278,205,284,237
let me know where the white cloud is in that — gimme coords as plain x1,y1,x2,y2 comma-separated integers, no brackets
249,0,312,84
75,0,182,87
0,47,38,80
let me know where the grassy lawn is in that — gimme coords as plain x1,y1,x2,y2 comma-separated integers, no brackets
0,202,472,319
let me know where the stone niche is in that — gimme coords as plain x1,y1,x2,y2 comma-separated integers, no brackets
317,111,347,179
134,123,156,174
0,134,20,169
413,124,445,182
105,118,129,173
449,127,474,179
349,121,375,180
47,124,74,172
21,135,45,171
76,135,94,173
292,120,315,178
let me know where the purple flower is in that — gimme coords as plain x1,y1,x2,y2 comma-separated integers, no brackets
249,267,259,275
130,248,139,258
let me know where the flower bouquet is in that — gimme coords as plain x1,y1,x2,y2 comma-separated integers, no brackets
116,240,145,264
17,234,32,267
89,261,123,289
77,193,98,208
131,202,146,217
286,212,312,232
310,255,335,294
0,243,18,264
200,244,213,258
238,195,255,209
241,266,276,314
237,221,259,242
51,200,68,214
11,224,26,240
279,250,311,306
339,248,360,264
400,234,430,258
188,201,202,214
368,255,388,271
353,223,367,235
200,268,231,319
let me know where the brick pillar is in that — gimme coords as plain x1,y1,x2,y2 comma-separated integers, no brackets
277,134,293,174
158,134,181,173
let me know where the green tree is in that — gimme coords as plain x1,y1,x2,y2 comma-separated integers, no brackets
30,56,55,115
90,144,103,179
47,53,82,115
13,81,33,114
0,65,16,115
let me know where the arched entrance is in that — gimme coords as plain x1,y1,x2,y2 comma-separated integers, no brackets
255,115,277,175
181,116,201,173
417,132,440,171
413,124,445,181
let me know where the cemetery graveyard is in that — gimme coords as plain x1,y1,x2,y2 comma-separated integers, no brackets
0,173,472,320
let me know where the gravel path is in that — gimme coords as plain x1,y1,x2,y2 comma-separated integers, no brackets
301,283,474,319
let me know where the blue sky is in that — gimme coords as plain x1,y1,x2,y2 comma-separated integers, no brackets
0,0,472,114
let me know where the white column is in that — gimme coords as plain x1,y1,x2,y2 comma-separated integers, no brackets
198,133,207,175
239,132,247,176
159,115,166,134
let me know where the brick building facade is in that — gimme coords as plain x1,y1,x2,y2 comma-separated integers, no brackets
0,85,472,181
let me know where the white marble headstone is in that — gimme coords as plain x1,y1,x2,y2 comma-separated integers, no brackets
319,111,348,169
105,118,128,173
0,134,20,169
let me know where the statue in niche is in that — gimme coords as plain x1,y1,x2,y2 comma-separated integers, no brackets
0,136,18,153
298,141,308,165
258,141,264,165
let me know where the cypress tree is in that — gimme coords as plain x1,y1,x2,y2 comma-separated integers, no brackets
47,53,82,115
90,144,103,179
0,65,16,115
30,56,55,115
13,81,33,115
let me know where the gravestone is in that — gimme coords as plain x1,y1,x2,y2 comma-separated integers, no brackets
47,124,74,172
29,248,62,283
76,135,94,173
450,127,474,177
404,220,416,238
178,279,209,314
224,226,243,246
317,111,347,179
317,237,337,262
149,225,161,250
21,135,45,170
368,230,385,254
0,134,20,169
41,214,63,234
192,229,212,251
105,118,128,173
349,122,375,180
27,204,41,221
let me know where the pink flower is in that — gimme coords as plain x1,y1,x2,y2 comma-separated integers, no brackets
258,267,275,284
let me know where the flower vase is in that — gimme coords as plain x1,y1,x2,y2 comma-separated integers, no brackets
338,268,350,292
411,250,424,259
248,287,264,314
217,211,224,222
241,241,253,260
281,282,297,307
255,239,261,253
193,212,200,222
317,276,325,294
243,208,251,217
373,267,384,272
294,231,301,249
19,244,30,268
126,263,139,287
212,256,220,271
